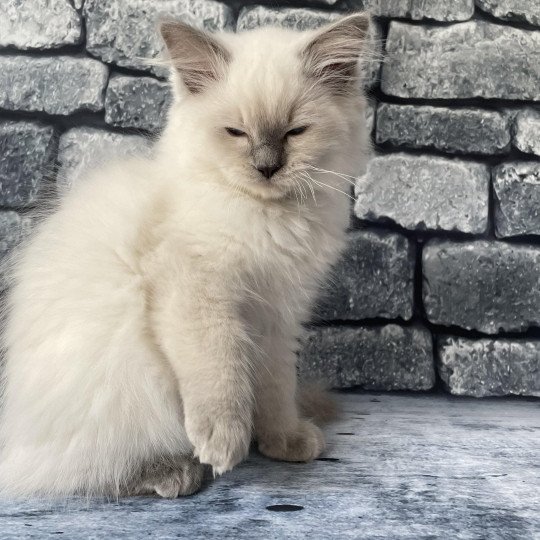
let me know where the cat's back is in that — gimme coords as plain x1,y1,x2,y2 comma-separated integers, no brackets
15,156,162,286
56,156,162,260
0,156,191,498
4,155,166,355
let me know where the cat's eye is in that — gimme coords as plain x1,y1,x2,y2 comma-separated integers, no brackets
286,126,309,137
225,127,246,137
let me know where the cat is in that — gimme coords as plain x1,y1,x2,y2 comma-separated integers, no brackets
0,12,371,498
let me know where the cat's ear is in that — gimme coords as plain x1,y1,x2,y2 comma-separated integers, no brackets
301,12,370,92
160,21,231,94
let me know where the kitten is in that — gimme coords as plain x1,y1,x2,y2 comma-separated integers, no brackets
0,13,371,498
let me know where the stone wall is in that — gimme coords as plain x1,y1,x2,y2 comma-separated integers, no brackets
1,0,539,397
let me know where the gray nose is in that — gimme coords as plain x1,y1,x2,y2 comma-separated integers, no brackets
252,142,284,180
256,164,282,179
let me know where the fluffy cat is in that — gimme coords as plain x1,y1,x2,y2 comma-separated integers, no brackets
0,12,371,498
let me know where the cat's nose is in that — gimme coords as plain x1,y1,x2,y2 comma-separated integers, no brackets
256,164,282,179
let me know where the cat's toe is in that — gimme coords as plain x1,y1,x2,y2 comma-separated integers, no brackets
190,415,251,475
154,476,184,498
130,455,204,498
154,465,202,498
258,419,325,462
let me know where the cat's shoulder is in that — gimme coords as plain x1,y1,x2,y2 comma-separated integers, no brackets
66,156,160,199
54,155,173,229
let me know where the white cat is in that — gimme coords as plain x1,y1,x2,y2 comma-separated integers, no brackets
0,13,371,498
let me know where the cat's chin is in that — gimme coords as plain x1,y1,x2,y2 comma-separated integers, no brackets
231,179,294,203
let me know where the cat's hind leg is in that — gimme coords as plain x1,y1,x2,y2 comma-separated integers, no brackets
127,454,205,498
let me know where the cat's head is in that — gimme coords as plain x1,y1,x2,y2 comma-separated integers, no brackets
159,13,371,202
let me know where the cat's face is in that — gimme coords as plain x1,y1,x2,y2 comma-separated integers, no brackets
161,14,370,201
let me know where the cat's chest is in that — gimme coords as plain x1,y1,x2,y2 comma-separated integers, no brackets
236,208,347,324
259,211,314,256
244,205,346,286
171,190,348,284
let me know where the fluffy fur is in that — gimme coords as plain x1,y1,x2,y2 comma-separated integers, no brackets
0,13,371,498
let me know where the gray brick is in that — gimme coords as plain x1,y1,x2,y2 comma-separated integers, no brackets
0,56,108,115
382,21,540,100
513,109,540,157
237,6,340,31
105,75,172,133
0,121,55,208
494,162,540,238
0,211,32,260
423,240,540,333
346,0,474,20
58,127,151,193
0,0,82,50
376,104,511,155
316,230,414,321
0,211,33,290
476,0,540,27
298,325,435,390
84,0,233,75
438,337,540,397
366,102,376,135
354,154,489,234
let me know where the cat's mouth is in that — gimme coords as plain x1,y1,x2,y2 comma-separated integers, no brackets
228,170,295,202
221,164,314,203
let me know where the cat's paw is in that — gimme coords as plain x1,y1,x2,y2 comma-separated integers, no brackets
187,414,251,475
153,463,203,498
258,419,325,462
129,455,204,498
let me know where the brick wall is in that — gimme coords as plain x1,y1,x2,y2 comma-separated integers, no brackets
1,0,539,397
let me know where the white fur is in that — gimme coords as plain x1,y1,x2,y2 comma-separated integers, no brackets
0,19,371,497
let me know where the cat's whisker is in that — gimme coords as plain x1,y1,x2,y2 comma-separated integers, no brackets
301,172,356,202
294,180,309,205
298,174,318,204
290,179,302,209
306,164,358,180
295,179,305,205
306,165,358,187
292,173,317,205
305,168,358,190
296,183,308,211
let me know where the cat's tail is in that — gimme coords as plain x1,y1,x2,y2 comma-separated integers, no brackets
297,382,341,425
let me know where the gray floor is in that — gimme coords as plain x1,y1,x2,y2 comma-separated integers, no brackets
0,392,538,539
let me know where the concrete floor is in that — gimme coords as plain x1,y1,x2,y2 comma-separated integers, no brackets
0,392,538,539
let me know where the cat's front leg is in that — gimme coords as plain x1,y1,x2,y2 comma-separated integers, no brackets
254,331,325,462
152,274,254,475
